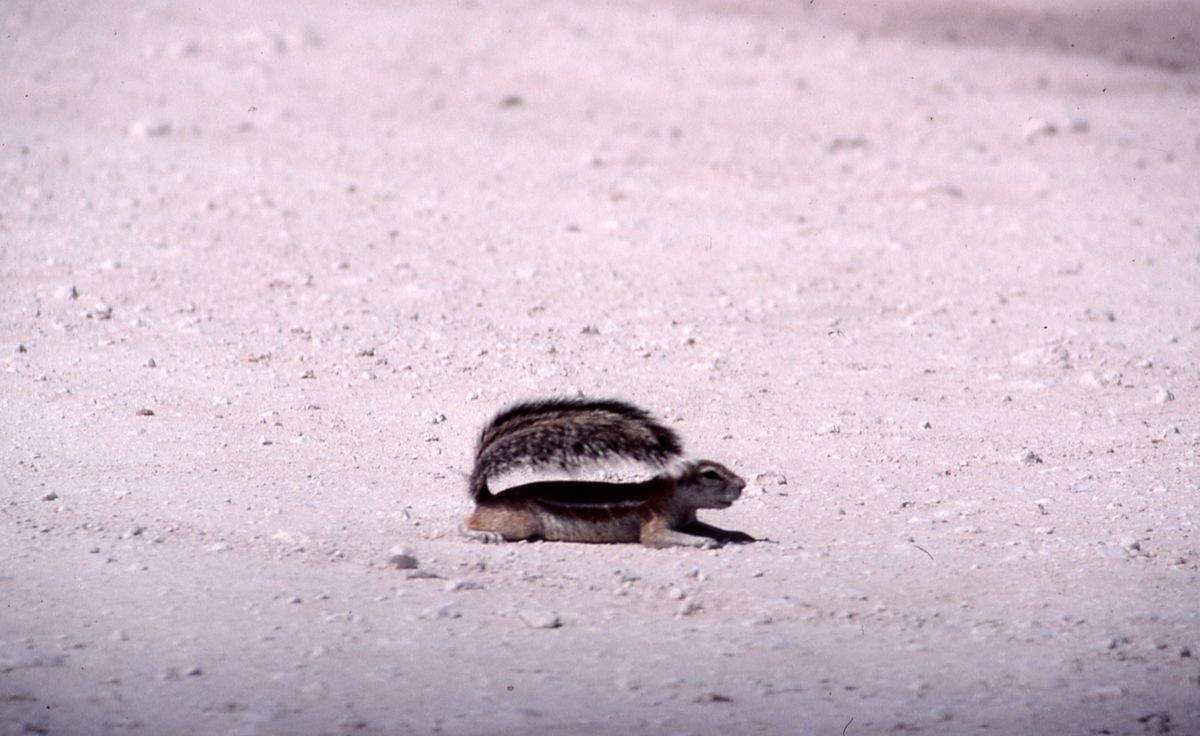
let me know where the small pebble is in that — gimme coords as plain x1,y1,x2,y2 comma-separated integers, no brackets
129,119,172,137
41,492,58,502
815,423,841,436
442,579,483,593
1088,684,1123,698
1080,370,1121,388
121,525,145,539
518,608,561,629
1152,386,1174,404
1018,449,1043,466
425,411,446,425
1117,535,1141,553
55,284,79,300
135,408,155,416
419,604,461,620
1023,118,1058,141
1097,634,1126,650
144,358,157,368
387,547,419,569
753,471,787,486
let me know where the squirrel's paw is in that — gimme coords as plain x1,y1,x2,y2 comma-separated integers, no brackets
721,531,756,544
460,526,506,544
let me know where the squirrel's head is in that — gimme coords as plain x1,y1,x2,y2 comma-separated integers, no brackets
673,459,745,508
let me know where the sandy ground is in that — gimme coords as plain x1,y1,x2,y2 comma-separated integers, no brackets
2,1,1199,734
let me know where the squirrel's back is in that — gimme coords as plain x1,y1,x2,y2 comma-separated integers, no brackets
469,397,682,501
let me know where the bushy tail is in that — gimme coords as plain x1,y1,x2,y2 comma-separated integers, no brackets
469,398,683,501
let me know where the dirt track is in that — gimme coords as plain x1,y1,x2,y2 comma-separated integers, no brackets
2,1,1198,734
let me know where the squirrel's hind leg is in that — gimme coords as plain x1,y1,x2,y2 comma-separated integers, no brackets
462,506,540,543
639,522,720,549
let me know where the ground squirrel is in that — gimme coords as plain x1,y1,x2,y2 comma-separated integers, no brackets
463,397,753,548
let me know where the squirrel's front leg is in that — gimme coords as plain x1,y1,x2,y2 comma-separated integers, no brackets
679,519,756,544
639,521,720,549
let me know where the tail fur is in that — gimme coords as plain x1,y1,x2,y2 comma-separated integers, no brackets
469,397,683,501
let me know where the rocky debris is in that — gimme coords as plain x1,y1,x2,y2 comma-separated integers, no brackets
0,645,66,673
1017,449,1043,466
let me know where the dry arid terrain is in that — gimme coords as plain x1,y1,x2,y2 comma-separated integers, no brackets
2,1,1199,734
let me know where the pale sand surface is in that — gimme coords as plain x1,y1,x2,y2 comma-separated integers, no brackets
2,1,1198,734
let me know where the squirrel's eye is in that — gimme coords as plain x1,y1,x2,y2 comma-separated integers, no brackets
700,469,722,480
